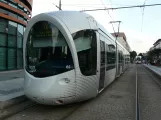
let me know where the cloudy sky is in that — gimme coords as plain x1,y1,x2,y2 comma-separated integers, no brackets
31,0,161,54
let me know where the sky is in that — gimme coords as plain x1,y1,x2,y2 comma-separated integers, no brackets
31,0,161,54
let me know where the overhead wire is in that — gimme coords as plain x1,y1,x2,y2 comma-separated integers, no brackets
99,0,116,34
60,5,109,9
141,0,147,32
62,3,136,6
100,0,113,19
81,3,161,11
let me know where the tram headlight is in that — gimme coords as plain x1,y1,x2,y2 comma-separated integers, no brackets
65,78,70,83
58,78,71,85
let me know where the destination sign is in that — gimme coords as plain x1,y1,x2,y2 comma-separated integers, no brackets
33,22,58,38
35,31,52,37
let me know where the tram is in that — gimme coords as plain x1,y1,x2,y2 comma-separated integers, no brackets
23,11,130,105
135,56,142,64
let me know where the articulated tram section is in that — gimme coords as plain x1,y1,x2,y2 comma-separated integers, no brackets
0,3,161,120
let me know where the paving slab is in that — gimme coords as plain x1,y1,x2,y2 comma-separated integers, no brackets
0,70,24,81
0,78,24,101
144,64,161,77
138,65,161,120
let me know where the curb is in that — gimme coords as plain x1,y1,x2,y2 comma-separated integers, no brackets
0,70,23,74
0,100,36,120
143,65,161,79
0,96,27,110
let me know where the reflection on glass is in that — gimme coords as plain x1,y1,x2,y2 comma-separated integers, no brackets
9,12,17,18
8,35,16,47
0,8,8,15
17,36,23,48
18,16,24,21
0,18,7,33
17,24,23,36
0,18,23,70
7,48,16,69
9,3,17,9
0,0,7,4
26,21,74,77
0,48,6,70
8,21,17,35
106,40,116,71
0,34,6,46
72,30,97,76
17,49,23,68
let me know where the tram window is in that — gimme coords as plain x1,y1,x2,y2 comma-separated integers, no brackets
26,21,74,77
105,39,116,71
119,52,123,64
72,30,97,76
118,46,123,64
125,55,127,64
100,40,105,65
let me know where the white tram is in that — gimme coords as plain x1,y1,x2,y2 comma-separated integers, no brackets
24,11,130,105
135,56,142,64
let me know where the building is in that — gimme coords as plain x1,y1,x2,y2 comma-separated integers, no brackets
111,32,131,52
153,39,161,49
148,39,161,66
149,39,161,51
0,0,32,71
150,39,161,51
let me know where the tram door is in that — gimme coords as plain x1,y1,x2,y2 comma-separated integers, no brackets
116,44,120,76
99,40,105,91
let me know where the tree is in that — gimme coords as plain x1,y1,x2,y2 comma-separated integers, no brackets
130,51,137,63
147,49,161,65
138,53,143,57
138,53,145,59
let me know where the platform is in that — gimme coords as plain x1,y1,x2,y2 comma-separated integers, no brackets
143,64,161,78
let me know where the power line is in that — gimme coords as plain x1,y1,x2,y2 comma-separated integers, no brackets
99,0,116,34
99,0,122,39
61,3,146,8
81,3,161,12
141,0,147,32
59,0,62,10
53,0,62,10
99,1,121,43
62,3,133,6
100,0,113,20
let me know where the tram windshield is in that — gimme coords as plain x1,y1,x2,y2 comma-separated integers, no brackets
26,21,74,77
72,30,97,76
136,57,141,61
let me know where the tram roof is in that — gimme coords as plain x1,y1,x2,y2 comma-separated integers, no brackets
29,11,129,53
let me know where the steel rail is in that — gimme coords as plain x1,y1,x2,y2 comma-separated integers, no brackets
136,65,140,120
